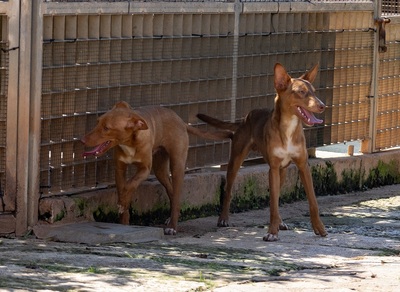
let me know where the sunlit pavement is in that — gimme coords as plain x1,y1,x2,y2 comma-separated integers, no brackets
1,184,399,291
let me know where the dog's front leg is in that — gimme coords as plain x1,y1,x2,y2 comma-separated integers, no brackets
115,160,130,225
297,162,327,237
116,160,151,225
264,166,282,242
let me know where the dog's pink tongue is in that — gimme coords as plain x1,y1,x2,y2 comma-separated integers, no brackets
302,108,323,125
83,145,103,157
309,114,323,124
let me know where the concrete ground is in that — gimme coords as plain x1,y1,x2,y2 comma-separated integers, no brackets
1,184,400,291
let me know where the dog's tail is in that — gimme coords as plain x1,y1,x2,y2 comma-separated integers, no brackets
197,114,241,132
187,125,233,140
196,114,241,131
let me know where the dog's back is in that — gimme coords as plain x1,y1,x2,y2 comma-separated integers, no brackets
133,106,189,150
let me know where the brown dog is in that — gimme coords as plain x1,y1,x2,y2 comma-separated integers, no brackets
197,63,328,241
81,101,231,235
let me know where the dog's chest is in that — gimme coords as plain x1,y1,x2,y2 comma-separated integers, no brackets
118,145,141,164
272,118,301,167
273,141,300,167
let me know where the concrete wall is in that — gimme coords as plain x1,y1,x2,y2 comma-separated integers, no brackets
37,149,400,227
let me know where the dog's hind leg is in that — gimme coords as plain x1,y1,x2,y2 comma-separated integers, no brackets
152,150,177,235
166,150,188,235
153,150,173,195
218,134,252,227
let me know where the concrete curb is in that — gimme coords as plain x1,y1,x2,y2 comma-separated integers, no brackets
33,221,164,244
37,149,400,228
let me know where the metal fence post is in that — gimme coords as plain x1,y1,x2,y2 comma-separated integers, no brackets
364,0,383,153
231,0,242,123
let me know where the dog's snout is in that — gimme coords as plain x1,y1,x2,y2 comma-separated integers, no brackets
314,96,326,112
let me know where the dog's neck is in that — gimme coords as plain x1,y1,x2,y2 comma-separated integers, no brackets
273,94,302,140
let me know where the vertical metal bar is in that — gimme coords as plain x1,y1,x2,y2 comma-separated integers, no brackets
28,0,43,229
231,0,241,122
366,0,382,153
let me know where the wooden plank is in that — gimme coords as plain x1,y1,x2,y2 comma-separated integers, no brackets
0,214,15,234
5,0,19,214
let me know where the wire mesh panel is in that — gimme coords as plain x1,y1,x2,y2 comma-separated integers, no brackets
376,21,400,150
0,16,8,210
235,11,373,148
39,1,384,196
382,0,400,15
236,12,329,149
327,11,374,144
40,13,234,195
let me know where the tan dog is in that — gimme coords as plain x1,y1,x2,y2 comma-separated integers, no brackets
81,101,231,235
197,63,328,241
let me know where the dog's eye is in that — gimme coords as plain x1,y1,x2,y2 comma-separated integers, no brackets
103,126,109,131
293,88,306,96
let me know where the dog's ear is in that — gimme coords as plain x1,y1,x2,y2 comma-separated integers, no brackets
274,63,291,92
114,101,131,109
127,116,148,131
300,63,319,83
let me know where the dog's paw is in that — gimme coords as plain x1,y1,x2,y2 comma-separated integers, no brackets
217,219,230,227
314,228,328,237
279,222,289,230
263,233,279,242
164,228,177,235
312,221,328,237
